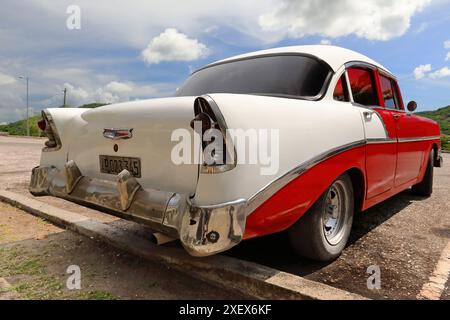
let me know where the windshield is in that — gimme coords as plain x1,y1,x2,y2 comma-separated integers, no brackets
176,54,331,99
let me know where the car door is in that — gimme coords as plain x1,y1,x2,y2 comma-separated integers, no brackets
386,79,427,186
346,67,398,199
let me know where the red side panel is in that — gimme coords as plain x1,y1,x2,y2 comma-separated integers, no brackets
365,143,397,198
244,145,366,240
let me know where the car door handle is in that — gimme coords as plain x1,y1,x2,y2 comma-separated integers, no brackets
393,114,401,120
363,111,374,119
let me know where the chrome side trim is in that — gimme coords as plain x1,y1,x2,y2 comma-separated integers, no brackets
345,61,396,80
398,136,441,143
344,70,354,103
246,139,367,214
366,138,397,144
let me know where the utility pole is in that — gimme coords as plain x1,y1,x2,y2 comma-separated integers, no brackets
63,87,67,107
18,76,30,136
26,77,29,136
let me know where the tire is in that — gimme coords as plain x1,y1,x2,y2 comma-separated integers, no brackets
288,173,354,262
411,149,434,197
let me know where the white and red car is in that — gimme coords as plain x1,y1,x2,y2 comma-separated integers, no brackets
30,45,442,261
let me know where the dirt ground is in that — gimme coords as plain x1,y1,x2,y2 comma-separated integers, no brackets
0,136,449,300
0,201,244,300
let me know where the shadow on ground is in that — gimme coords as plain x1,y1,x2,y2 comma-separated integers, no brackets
224,189,422,277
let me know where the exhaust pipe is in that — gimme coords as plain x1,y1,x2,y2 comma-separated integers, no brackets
151,232,176,245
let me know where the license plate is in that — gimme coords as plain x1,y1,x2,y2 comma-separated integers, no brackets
99,155,141,178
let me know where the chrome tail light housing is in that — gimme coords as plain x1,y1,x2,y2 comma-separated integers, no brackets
41,110,62,152
192,95,236,174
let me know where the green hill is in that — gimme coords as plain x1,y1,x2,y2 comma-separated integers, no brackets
416,105,450,151
78,103,109,108
0,115,43,137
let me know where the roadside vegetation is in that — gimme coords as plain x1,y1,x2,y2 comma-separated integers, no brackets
416,105,450,151
0,103,108,137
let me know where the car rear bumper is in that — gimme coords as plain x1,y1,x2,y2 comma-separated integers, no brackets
29,161,247,257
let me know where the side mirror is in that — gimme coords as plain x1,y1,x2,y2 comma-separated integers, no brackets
407,101,417,112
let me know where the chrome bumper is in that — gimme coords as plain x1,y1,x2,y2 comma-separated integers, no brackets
29,162,247,257
434,155,443,168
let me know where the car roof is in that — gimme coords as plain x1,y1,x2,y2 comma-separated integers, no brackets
206,45,392,76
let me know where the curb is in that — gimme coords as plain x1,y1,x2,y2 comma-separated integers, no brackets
0,189,367,300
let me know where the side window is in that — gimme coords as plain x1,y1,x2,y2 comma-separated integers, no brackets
347,68,378,106
333,75,349,102
379,74,398,109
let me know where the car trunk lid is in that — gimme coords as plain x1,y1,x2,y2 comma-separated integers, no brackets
67,97,199,195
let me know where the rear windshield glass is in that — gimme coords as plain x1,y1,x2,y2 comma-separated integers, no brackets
176,55,331,99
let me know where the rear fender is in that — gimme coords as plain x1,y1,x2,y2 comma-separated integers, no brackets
244,145,366,239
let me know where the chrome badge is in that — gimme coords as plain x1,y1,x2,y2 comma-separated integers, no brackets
103,128,133,140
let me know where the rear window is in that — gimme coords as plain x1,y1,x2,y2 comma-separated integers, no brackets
347,68,378,106
176,55,331,99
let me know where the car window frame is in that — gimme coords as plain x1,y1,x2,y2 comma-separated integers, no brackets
342,61,405,112
378,69,405,111
332,73,350,102
346,66,380,107
378,73,399,110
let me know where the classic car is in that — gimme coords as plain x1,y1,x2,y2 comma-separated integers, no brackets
30,45,443,261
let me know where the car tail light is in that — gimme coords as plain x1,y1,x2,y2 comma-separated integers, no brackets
192,95,236,174
41,110,61,151
37,118,46,131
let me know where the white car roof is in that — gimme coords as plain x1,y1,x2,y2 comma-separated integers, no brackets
209,45,392,75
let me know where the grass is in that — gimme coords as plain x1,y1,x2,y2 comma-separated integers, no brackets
0,245,116,300
80,290,117,300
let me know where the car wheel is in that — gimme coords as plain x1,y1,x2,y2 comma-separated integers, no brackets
411,149,434,197
288,172,354,262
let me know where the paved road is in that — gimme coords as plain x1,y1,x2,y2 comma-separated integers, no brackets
1,136,449,299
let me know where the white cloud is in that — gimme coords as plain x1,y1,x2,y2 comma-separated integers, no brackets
105,81,133,93
320,39,332,45
141,28,210,64
63,83,89,101
40,79,173,109
444,40,450,49
416,22,428,34
259,0,431,41
446,52,450,62
414,64,432,79
0,0,440,122
429,66,450,79
0,72,17,85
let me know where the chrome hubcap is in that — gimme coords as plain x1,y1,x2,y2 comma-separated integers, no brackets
323,180,348,245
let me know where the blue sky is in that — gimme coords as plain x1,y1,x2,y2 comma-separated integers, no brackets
0,0,449,123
